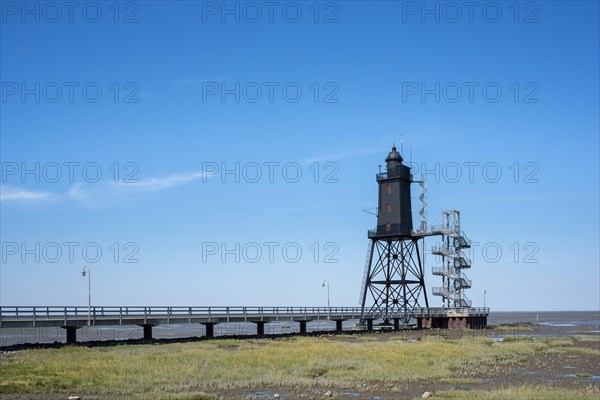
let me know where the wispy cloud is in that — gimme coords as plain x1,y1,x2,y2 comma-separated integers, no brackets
67,170,210,206
0,186,57,202
1,170,211,206
117,170,209,191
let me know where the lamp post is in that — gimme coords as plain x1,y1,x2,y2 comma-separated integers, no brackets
484,289,487,310
321,280,330,310
81,266,91,326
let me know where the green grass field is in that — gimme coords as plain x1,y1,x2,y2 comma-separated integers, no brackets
1,334,598,399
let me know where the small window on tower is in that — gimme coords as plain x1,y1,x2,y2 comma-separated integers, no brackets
385,203,392,213
386,184,392,194
385,222,391,232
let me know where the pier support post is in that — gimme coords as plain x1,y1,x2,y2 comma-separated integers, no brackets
333,319,344,333
62,326,79,344
201,322,218,338
140,324,154,340
468,317,479,329
365,319,374,332
254,321,265,336
393,318,400,331
298,320,307,334
471,316,487,329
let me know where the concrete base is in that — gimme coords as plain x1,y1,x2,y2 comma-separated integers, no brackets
418,316,488,329
419,317,447,329
62,326,79,344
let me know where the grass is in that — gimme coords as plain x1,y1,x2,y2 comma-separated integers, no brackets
489,323,535,332
574,336,600,343
503,336,535,342
0,334,597,398
536,336,600,356
498,336,600,356
573,330,600,335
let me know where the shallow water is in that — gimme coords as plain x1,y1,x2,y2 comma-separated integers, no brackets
488,311,600,328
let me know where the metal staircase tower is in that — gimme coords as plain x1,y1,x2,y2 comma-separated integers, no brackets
431,210,472,308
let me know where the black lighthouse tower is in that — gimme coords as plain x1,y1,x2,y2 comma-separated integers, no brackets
359,145,429,321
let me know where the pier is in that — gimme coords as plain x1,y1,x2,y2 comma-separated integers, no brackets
0,306,489,344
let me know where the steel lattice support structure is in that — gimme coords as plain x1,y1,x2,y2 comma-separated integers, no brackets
361,238,429,322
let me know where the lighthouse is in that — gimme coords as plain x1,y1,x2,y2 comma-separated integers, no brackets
359,145,429,321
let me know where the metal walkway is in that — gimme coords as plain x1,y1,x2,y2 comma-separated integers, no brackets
0,306,489,328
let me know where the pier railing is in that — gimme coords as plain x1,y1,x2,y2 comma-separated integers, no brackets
0,306,490,328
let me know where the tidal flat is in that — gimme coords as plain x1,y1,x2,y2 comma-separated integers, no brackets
0,326,598,399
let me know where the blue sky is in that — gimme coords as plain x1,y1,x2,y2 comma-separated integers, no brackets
0,0,598,311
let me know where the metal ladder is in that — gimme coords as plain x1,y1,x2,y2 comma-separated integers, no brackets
358,240,373,305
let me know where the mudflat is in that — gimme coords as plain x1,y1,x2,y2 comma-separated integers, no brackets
0,324,598,399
